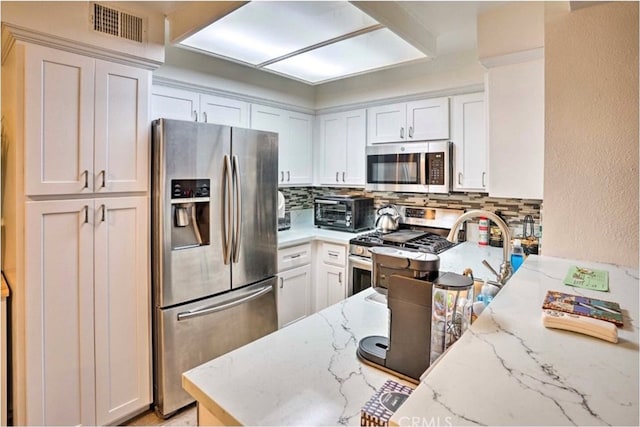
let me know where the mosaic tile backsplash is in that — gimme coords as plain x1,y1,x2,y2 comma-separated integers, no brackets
279,187,542,229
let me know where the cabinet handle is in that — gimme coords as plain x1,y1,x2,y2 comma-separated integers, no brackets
338,272,342,284
342,172,345,182
194,111,198,122
281,171,284,182
409,126,414,138
280,277,284,289
335,172,339,182
203,112,208,123
287,171,290,182
289,254,301,259
400,127,405,139
482,172,486,187
328,251,339,258
83,205,89,224
458,172,462,185
100,170,106,188
101,204,106,222
82,170,89,189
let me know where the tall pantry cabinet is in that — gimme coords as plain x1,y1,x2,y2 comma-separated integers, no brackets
2,40,151,425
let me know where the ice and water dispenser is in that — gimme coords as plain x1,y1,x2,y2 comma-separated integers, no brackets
170,179,211,250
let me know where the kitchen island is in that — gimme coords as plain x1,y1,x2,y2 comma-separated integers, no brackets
183,255,639,426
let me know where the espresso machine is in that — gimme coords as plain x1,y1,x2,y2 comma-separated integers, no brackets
357,247,473,382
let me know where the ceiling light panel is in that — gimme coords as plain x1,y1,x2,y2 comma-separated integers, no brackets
180,1,378,66
264,28,427,84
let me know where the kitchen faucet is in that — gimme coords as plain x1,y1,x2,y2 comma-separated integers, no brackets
446,210,513,285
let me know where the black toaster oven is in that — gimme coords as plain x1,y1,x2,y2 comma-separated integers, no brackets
314,196,374,232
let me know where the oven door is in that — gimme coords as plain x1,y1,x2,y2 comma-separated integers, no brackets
348,255,372,296
365,143,428,192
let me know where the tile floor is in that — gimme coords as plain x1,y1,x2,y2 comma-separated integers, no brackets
124,404,197,426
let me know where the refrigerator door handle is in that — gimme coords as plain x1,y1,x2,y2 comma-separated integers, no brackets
232,155,242,263
222,155,233,265
176,284,273,321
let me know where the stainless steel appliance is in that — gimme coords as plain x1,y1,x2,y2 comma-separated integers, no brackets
365,141,451,193
314,195,374,232
151,119,278,417
347,206,464,296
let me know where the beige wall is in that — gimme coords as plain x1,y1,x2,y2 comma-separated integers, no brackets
544,2,638,267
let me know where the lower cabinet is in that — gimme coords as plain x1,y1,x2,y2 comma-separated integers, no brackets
277,265,312,328
277,244,312,328
23,197,150,425
314,242,347,311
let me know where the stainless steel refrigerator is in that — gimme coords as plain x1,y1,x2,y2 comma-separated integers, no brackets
151,119,278,417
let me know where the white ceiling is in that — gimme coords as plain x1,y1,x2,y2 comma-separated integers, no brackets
130,1,503,82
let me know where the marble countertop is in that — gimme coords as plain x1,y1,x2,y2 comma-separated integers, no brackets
391,255,639,426
182,288,409,426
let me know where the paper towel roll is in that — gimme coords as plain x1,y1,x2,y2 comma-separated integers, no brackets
278,191,286,218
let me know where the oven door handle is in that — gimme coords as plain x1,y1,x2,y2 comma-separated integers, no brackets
315,200,339,205
349,255,373,270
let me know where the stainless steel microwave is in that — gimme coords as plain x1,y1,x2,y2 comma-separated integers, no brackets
365,141,451,193
314,196,374,232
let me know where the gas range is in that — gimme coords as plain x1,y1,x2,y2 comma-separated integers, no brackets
349,206,464,259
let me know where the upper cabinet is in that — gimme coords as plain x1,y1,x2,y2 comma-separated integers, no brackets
367,97,449,144
24,44,149,196
316,109,366,186
151,85,249,127
451,93,488,192
486,57,544,199
250,104,313,186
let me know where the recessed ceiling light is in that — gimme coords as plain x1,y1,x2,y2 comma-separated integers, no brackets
178,1,428,85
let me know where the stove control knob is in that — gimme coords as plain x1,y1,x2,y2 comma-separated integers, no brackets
354,246,364,256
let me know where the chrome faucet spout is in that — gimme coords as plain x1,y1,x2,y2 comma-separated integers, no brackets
447,210,513,285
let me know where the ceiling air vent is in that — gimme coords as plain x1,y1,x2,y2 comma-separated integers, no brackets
91,2,145,43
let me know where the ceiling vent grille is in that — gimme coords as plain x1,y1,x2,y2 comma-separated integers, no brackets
92,3,144,43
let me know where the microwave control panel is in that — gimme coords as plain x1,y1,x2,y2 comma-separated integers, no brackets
427,152,445,185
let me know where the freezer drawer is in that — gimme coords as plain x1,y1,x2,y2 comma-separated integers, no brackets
154,277,277,417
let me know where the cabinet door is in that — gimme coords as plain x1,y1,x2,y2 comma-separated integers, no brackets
150,85,199,121
95,61,150,193
488,58,544,199
367,103,406,144
277,265,311,328
325,264,347,308
250,104,286,182
452,93,487,191
318,113,346,185
94,197,150,425
407,97,450,141
25,200,95,426
343,109,366,186
24,44,95,196
282,110,313,185
200,94,249,127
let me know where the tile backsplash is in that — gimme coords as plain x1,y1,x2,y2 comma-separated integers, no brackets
279,187,542,230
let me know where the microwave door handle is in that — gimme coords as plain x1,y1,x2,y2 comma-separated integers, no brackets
177,285,273,321
232,155,242,264
222,155,232,265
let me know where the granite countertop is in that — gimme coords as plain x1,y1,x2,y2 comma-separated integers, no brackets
183,255,639,426
182,288,405,426
391,256,639,426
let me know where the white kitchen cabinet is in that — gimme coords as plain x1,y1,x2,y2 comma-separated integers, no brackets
24,197,150,426
277,244,312,328
487,58,544,199
250,104,313,185
451,92,488,192
317,109,366,186
24,44,149,196
277,265,312,329
151,85,249,127
315,242,347,311
367,97,449,144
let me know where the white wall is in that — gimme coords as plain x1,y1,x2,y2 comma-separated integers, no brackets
1,1,165,63
544,2,638,267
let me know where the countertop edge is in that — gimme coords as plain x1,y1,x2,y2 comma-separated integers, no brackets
182,374,243,426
